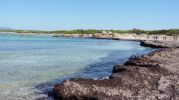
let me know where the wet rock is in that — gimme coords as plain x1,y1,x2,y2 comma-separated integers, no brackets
112,64,126,73
124,56,159,67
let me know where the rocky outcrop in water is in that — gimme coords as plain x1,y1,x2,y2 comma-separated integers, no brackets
53,47,179,100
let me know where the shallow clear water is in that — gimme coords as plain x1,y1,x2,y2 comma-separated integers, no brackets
0,33,153,99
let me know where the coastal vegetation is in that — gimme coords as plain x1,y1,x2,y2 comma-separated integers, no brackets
0,29,179,36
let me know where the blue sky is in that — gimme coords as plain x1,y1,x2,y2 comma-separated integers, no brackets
0,0,179,30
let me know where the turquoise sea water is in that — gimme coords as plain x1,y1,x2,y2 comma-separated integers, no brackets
0,33,153,99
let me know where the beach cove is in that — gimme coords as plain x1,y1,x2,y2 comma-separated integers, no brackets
0,33,153,99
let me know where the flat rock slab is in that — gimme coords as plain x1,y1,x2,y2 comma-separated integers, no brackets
53,48,179,100
140,40,179,48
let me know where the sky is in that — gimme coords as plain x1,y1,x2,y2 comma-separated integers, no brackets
0,0,179,30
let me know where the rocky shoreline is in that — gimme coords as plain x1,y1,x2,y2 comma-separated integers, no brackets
53,33,179,42
2,32,179,99
53,40,179,100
